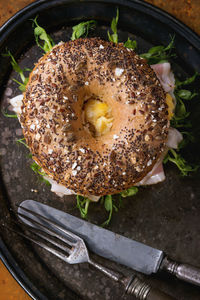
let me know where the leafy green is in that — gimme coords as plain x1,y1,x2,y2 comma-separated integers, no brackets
2,110,18,118
30,161,50,186
140,35,175,64
39,176,51,186
120,186,138,197
32,16,55,53
171,73,199,129
175,71,199,87
177,89,198,100
16,138,50,186
101,195,118,227
16,138,29,148
167,72,200,175
107,8,119,43
124,37,137,50
76,195,91,218
71,20,97,40
164,148,199,176
178,131,195,149
2,50,29,91
30,161,46,176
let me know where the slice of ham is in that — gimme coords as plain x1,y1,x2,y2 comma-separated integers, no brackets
136,62,177,186
9,94,23,115
44,175,100,201
151,62,175,93
136,127,183,185
166,128,183,149
136,162,165,186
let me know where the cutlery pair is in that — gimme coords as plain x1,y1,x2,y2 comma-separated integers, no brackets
11,200,200,300
14,204,175,300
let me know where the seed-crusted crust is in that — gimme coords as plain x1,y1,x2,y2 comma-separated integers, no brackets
20,38,169,196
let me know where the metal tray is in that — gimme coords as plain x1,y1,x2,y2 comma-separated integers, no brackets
0,1,200,299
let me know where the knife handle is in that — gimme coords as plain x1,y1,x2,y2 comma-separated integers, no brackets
126,277,176,300
161,256,200,286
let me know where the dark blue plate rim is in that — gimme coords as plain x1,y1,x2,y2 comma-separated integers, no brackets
0,1,199,299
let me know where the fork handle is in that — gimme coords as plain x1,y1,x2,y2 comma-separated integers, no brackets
88,258,122,282
88,259,176,299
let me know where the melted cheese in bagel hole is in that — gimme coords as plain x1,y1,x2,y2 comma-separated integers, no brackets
84,99,113,137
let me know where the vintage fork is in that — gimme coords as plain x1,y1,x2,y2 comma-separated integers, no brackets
15,206,176,300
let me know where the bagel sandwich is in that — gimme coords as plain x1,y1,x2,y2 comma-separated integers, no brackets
10,37,181,200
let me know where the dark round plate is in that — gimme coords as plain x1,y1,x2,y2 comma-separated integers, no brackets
0,1,200,299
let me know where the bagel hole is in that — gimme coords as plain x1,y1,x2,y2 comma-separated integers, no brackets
83,97,113,137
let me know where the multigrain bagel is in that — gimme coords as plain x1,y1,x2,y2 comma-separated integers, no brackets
20,38,169,196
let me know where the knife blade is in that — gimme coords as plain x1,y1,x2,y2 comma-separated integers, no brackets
18,200,200,286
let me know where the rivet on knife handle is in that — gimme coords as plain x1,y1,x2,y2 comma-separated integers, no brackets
125,277,176,300
161,256,200,286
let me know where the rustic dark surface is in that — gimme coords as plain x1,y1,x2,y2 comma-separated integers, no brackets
0,0,200,35
0,1,200,300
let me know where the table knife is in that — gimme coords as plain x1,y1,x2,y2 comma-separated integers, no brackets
18,200,200,287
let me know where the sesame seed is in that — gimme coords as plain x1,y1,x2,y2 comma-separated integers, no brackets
115,68,124,77
30,124,35,130
147,160,152,166
79,148,85,153
35,133,41,140
72,162,77,169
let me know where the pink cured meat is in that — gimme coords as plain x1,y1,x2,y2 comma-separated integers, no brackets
151,62,175,93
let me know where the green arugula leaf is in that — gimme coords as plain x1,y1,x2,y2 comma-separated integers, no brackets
107,8,119,43
76,195,91,219
124,37,137,50
101,195,118,227
16,139,50,185
71,20,97,40
120,186,138,197
177,89,198,100
16,138,29,148
178,131,195,150
177,89,192,100
32,16,55,53
30,161,51,186
171,72,199,129
39,176,51,186
140,35,175,65
175,72,199,87
168,72,199,175
2,50,29,91
2,110,18,118
12,78,28,92
164,149,199,176
30,161,45,176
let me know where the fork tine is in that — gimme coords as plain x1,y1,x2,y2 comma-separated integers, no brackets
18,205,82,241
18,211,75,247
18,205,82,242
24,224,72,254
6,225,69,262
